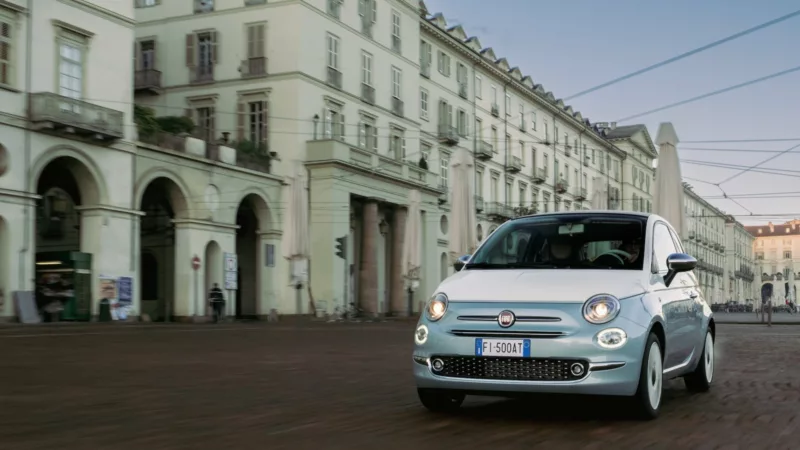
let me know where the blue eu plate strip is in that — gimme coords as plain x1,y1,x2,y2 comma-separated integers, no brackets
474,339,531,357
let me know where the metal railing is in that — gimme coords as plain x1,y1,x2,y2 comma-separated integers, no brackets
29,92,124,139
241,57,267,76
361,84,375,104
327,67,342,89
134,69,161,90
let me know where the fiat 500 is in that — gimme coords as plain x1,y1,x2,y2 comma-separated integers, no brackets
413,211,715,419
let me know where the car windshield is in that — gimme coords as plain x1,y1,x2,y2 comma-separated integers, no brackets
466,214,647,270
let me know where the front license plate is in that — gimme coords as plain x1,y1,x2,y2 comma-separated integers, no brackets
475,338,531,357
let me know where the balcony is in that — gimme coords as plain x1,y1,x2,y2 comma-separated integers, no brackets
191,64,214,83
421,62,430,78
438,124,459,145
29,92,124,141
485,202,512,219
240,57,267,77
491,104,499,117
361,19,373,38
555,179,568,194
134,69,162,95
583,157,589,167
391,35,401,53
533,167,546,184
689,230,696,240
475,141,493,160
327,67,342,89
391,97,404,117
458,82,467,99
506,155,522,173
512,204,537,217
360,84,375,104
475,195,484,212
305,139,441,191
574,187,587,201
564,145,572,157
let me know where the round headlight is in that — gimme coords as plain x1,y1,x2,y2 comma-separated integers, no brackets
596,328,627,349
414,324,429,345
583,294,620,324
426,293,448,321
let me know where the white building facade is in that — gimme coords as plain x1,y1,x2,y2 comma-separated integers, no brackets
724,217,755,304
683,183,727,304
747,220,800,303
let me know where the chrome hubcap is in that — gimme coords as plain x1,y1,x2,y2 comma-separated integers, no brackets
647,342,663,409
704,332,714,383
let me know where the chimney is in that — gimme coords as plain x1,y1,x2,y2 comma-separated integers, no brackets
610,122,617,130
769,222,774,232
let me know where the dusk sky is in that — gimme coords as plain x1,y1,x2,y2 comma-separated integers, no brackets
424,0,800,225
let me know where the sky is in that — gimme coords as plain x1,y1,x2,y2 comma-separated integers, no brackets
423,0,800,226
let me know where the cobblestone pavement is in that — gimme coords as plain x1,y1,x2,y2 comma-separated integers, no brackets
714,311,800,324
1,322,798,450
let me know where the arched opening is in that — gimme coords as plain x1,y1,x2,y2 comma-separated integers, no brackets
235,194,269,318
139,177,187,321
0,216,7,317
34,156,102,321
204,240,223,316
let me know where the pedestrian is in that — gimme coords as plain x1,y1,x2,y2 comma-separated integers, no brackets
760,284,772,327
209,283,225,323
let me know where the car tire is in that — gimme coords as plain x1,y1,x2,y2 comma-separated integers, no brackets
684,329,714,393
417,388,465,413
630,332,663,420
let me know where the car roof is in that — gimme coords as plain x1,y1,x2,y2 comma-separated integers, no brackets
512,210,654,221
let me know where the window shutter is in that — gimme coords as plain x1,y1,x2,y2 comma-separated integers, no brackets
209,107,216,141
358,122,366,147
151,40,157,70
260,101,268,148
358,0,365,16
210,31,218,63
237,101,246,141
371,126,378,151
185,33,195,67
370,0,376,22
256,24,265,58
402,138,407,159
337,114,345,140
133,41,139,71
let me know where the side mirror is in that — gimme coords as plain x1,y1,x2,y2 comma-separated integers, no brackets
664,253,697,287
453,254,471,272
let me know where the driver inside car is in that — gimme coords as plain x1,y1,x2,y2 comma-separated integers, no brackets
548,236,575,265
620,238,642,264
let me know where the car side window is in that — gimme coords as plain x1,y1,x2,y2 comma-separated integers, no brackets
652,223,679,275
667,228,684,253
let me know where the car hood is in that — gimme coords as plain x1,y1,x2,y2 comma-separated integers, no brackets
436,269,647,303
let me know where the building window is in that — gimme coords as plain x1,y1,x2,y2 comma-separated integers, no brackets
437,51,450,76
530,111,536,131
440,156,449,186
456,109,468,136
419,88,428,120
137,40,156,70
0,14,12,87
438,99,452,126
475,75,482,98
194,0,214,13
358,118,378,151
391,66,401,98
361,50,372,85
389,129,405,159
420,142,431,161
195,106,215,141
785,251,792,259
326,33,341,71
519,104,525,129
326,0,343,18
419,40,431,71
59,42,83,101
321,105,344,140
505,94,510,115
390,10,401,52
246,100,267,144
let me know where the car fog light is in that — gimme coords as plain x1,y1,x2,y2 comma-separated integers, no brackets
596,328,627,349
570,363,585,377
432,358,444,371
414,324,429,345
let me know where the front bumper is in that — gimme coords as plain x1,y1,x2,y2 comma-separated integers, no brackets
412,301,649,397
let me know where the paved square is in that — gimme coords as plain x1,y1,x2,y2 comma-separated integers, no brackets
0,322,798,449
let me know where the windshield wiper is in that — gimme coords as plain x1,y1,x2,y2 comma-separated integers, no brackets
464,262,557,269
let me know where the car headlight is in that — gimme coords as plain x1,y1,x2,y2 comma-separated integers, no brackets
425,293,448,321
583,294,620,324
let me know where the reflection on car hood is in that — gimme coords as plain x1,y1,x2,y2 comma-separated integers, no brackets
437,269,646,302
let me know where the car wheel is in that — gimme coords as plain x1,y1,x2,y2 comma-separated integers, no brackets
417,388,465,413
631,332,663,420
684,329,714,392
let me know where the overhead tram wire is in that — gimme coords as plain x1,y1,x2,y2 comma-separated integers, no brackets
563,8,800,100
716,141,800,185
614,64,800,122
680,138,800,143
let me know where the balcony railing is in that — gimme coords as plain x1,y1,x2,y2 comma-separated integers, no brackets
327,67,342,89
134,69,162,94
491,104,499,117
533,167,546,184
361,83,375,104
506,155,521,173
475,141,492,160
574,187,587,200
485,202,512,219
458,82,467,98
241,57,267,77
391,35,401,53
564,145,572,157
391,97,404,117
437,124,459,145
421,62,430,78
29,92,124,140
474,195,484,212
191,64,214,83
555,179,568,193
361,19,373,38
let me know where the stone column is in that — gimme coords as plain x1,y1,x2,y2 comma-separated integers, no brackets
390,207,407,315
359,200,379,315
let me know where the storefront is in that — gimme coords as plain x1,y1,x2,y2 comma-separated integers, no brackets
35,252,92,321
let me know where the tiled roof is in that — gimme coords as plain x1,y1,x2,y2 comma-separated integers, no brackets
604,124,646,140
745,220,800,237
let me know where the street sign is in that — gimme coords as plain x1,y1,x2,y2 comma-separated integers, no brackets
224,252,238,290
191,255,201,271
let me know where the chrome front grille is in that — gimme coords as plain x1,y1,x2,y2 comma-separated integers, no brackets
457,315,561,322
448,330,564,339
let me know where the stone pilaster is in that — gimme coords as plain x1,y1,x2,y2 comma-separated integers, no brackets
359,200,379,315
390,207,407,315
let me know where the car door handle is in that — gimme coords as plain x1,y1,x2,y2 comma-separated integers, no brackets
688,291,698,299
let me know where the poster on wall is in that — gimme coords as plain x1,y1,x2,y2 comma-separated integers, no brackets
117,277,133,305
98,275,122,321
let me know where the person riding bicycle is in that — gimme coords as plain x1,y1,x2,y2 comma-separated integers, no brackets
208,283,225,323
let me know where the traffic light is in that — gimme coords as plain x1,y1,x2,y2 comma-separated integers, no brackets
335,236,347,259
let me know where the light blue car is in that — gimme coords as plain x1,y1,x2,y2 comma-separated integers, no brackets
413,211,715,420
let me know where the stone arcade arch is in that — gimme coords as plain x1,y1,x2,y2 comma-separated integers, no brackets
137,175,190,321
235,193,271,318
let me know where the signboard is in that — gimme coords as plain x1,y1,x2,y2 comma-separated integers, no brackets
224,252,238,290
117,277,133,305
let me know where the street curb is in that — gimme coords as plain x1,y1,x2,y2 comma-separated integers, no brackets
715,321,800,325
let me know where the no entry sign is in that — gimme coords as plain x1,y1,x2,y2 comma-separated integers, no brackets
191,255,201,271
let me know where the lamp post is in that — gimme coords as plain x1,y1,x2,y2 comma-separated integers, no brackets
313,114,319,140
